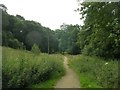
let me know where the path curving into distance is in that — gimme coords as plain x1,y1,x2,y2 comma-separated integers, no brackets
54,56,80,88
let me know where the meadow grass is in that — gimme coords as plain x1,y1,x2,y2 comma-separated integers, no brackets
2,47,65,88
68,55,118,88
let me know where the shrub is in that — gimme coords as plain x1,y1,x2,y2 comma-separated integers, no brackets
8,39,24,49
31,44,40,54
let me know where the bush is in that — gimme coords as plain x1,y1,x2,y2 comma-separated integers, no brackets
8,39,24,49
31,44,40,54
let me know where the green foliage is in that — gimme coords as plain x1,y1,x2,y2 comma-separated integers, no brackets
55,24,81,54
2,47,65,88
77,2,120,59
2,3,120,58
8,39,24,49
2,10,59,53
69,55,119,88
16,15,25,20
31,44,40,54
2,11,9,30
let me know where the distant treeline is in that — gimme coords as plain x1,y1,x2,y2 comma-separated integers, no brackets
2,9,80,55
2,2,120,59
2,11,58,53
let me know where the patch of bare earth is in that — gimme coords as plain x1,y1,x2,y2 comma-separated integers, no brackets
54,56,80,88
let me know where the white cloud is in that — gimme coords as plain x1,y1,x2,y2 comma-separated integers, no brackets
1,0,83,30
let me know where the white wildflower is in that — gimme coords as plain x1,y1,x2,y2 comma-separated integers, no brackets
20,30,22,33
105,62,108,65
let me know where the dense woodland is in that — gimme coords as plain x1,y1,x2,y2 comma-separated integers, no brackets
2,2,120,59
78,2,120,59
2,8,81,55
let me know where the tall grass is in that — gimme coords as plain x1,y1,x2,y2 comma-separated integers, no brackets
68,55,118,88
2,47,65,88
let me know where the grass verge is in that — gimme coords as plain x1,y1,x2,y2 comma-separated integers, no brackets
68,55,118,88
2,47,65,88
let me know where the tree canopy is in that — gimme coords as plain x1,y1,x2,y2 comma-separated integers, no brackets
77,2,120,59
2,10,59,53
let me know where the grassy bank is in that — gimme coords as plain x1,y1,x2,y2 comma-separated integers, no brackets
2,47,65,88
68,55,118,88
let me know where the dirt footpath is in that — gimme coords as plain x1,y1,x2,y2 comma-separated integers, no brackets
54,56,80,88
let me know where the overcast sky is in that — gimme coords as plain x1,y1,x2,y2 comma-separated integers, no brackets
1,0,83,30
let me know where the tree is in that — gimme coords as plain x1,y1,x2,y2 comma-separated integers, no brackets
77,2,120,59
55,24,81,54
2,8,59,54
0,4,7,11
16,15,25,20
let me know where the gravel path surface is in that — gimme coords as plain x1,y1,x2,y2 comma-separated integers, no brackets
54,56,80,88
